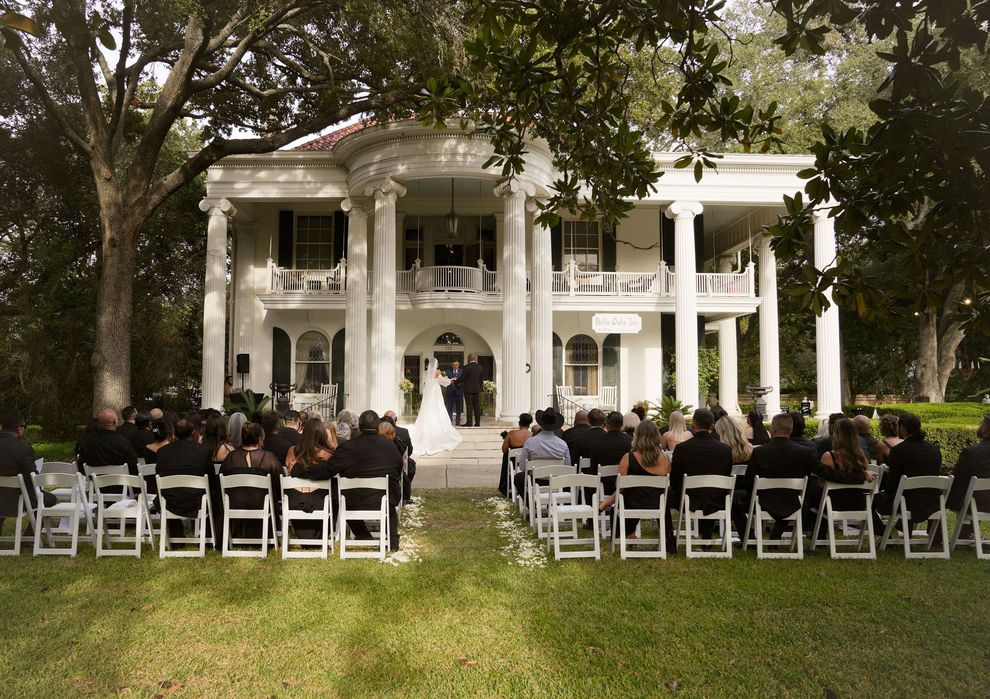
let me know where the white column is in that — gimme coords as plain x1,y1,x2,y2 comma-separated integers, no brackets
198,198,236,410
496,179,533,419
232,223,255,391
814,207,842,416
666,201,703,408
758,235,782,415
528,199,553,410
342,197,369,411
365,178,406,414
717,256,740,415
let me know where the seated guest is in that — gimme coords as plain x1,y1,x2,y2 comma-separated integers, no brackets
156,417,213,537
512,408,570,499
202,413,234,465
227,412,247,449
562,410,591,466
669,409,733,541
661,410,692,451
127,412,155,453
142,413,177,464
742,414,818,538
573,408,606,466
78,408,138,475
715,416,753,465
622,411,641,436
710,404,728,424
744,411,770,446
814,412,847,458
853,415,878,458
584,411,632,498
279,410,303,446
285,418,336,539
383,411,415,504
873,414,902,465
946,415,990,532
220,422,281,538
789,413,816,452
260,411,292,466
599,420,672,546
872,412,942,531
323,410,403,551
0,411,56,528
116,406,138,440
804,418,874,533
631,405,646,421
500,413,533,497
334,409,358,443
149,408,164,422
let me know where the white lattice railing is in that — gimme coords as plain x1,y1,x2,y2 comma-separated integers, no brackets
414,265,485,292
269,261,345,293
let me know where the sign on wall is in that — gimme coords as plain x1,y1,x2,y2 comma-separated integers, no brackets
592,313,642,334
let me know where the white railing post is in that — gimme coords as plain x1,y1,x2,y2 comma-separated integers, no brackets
659,261,668,295
567,258,577,296
267,257,274,292
339,257,347,291
747,261,756,296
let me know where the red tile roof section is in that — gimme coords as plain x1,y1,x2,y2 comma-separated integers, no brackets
293,119,377,151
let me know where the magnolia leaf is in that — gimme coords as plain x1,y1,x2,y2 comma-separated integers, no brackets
0,11,42,37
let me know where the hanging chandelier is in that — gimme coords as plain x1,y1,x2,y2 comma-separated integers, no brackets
446,177,459,239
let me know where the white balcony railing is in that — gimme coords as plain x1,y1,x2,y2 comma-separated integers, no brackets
267,259,755,299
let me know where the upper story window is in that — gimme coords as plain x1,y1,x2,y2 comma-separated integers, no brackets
295,330,330,393
295,215,335,269
563,221,600,271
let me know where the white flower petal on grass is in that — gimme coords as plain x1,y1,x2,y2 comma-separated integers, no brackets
481,497,548,568
381,496,425,566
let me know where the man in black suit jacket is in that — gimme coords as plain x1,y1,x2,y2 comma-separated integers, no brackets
325,410,403,550
116,405,138,440
78,409,139,475
873,413,942,529
742,414,818,537
457,354,484,426
562,410,591,466
383,411,416,504
582,411,631,498
669,409,733,539
154,418,215,540
789,413,816,452
946,416,990,514
278,410,303,447
261,411,293,465
0,411,56,526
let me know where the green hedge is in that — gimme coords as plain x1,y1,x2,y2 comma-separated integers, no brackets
872,402,989,425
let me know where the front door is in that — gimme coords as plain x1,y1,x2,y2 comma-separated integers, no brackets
434,351,465,374
434,244,464,266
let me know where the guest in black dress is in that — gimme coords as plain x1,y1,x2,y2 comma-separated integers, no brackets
500,413,533,497
284,418,336,540
803,418,876,532
746,411,770,446
219,422,280,539
599,420,672,543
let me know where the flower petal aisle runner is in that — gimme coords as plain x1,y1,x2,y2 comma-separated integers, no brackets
481,497,548,568
381,496,424,566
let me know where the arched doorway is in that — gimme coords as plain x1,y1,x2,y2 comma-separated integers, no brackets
401,324,496,416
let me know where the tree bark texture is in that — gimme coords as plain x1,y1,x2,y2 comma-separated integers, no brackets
915,282,966,402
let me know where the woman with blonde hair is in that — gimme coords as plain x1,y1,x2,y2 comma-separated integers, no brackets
661,410,692,451
715,415,753,465
600,420,671,540
874,414,902,464
622,411,641,436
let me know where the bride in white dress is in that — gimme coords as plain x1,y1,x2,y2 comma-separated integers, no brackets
409,357,464,456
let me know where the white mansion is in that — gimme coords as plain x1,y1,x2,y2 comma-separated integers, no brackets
198,120,842,420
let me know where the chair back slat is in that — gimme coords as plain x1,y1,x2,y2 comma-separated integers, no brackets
617,474,669,489
754,476,807,491
156,474,209,490
898,474,952,492
969,476,990,493
598,464,620,478
83,464,129,478
32,472,78,489
531,464,574,481
683,474,735,490
338,476,388,492
281,476,332,491
219,473,272,491
92,474,143,490
549,473,598,490
40,462,76,475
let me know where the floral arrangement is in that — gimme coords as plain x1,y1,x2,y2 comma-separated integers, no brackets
398,379,414,393
483,380,497,394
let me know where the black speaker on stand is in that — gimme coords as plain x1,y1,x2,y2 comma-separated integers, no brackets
236,353,250,391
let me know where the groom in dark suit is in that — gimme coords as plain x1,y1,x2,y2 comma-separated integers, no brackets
458,354,483,427
446,360,465,425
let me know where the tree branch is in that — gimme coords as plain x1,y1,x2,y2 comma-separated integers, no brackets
108,0,135,155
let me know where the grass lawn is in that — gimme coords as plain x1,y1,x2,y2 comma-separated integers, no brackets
2,489,989,697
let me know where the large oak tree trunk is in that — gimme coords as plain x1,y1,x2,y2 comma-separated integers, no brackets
915,282,966,402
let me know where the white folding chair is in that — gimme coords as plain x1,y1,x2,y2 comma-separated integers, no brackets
83,464,131,535
338,476,389,560
596,464,620,539
280,477,333,559
31,472,94,556
951,476,990,559
507,447,523,505
548,474,601,560
40,462,78,503
528,462,575,539
578,456,591,474
810,481,876,559
220,474,277,558
677,474,736,558
878,475,953,559
741,476,808,559
0,474,38,555
156,474,215,558
91,474,155,557
611,474,669,559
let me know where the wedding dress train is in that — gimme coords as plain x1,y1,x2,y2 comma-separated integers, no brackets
409,357,464,456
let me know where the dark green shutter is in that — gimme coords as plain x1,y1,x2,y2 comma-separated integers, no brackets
551,221,563,271
333,211,347,265
277,210,294,267
603,334,620,388
694,213,705,269
661,214,675,262
272,327,291,386
331,328,346,407
601,223,617,271
552,333,563,409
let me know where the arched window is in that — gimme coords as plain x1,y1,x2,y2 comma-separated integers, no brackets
295,331,330,393
565,334,598,396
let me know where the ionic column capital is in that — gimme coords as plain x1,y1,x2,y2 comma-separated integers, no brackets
494,178,535,200
812,200,837,222
341,197,370,216
363,177,407,201
664,200,704,220
198,198,236,218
